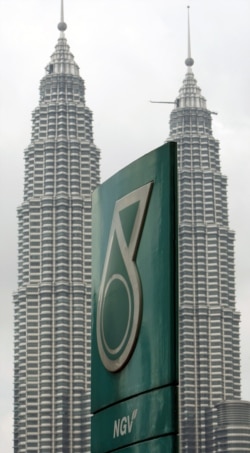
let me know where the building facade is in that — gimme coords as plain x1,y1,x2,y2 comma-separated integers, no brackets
14,7,99,453
167,16,241,452
215,400,250,451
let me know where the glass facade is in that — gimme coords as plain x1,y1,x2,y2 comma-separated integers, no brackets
14,20,99,453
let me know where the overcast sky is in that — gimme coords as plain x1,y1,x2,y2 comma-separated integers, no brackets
1,0,250,451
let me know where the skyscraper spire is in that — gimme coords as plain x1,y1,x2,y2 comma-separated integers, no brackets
58,0,67,32
46,0,79,76
173,6,205,109
185,6,194,69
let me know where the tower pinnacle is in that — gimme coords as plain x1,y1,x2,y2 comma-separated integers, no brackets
185,5,194,68
58,0,67,32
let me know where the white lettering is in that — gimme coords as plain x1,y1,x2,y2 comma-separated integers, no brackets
113,409,138,439
113,419,120,438
127,415,133,433
120,416,127,436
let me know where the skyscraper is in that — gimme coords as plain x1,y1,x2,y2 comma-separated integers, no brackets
14,2,99,452
167,9,241,452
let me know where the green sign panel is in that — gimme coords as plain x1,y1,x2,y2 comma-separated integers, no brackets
91,143,178,452
92,386,178,452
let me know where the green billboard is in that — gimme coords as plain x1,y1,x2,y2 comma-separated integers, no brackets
91,142,178,452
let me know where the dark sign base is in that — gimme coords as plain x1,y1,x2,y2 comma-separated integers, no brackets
111,435,178,452
91,386,178,453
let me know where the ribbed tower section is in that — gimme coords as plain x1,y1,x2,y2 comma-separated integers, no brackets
168,63,241,451
14,16,99,453
215,400,250,450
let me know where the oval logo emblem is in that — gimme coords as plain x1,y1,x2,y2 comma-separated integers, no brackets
96,182,153,372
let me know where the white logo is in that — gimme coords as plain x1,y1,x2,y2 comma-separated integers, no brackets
113,409,138,438
97,182,153,372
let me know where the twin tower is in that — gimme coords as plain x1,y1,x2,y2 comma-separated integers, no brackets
14,3,241,453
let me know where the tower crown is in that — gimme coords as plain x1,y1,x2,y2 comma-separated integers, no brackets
177,72,207,109
175,6,206,109
45,0,79,76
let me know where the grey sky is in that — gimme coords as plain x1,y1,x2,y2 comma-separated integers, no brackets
0,0,250,451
